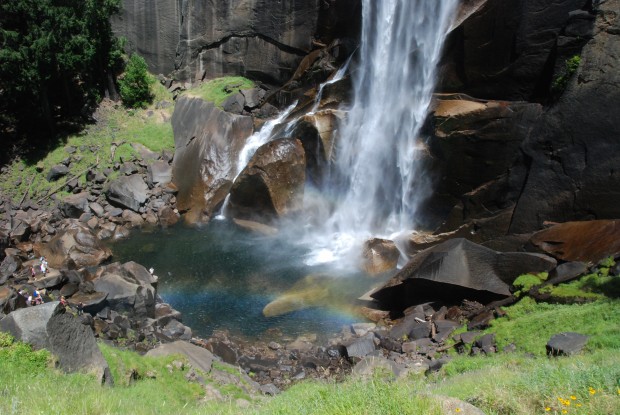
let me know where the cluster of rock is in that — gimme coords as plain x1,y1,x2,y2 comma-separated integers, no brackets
1,141,179,254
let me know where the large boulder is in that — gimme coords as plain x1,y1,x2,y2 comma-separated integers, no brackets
146,340,215,373
0,302,112,384
371,238,556,311
147,160,172,186
91,262,156,318
228,138,306,222
0,302,58,349
47,311,112,384
36,222,112,269
171,96,253,223
509,0,620,232
60,192,90,219
107,174,149,212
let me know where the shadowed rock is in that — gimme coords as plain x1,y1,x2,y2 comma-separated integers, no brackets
371,238,556,311
47,310,112,384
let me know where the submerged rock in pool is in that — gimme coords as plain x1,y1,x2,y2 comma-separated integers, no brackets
262,275,330,317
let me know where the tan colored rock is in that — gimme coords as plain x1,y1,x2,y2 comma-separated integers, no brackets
361,238,400,275
530,220,620,263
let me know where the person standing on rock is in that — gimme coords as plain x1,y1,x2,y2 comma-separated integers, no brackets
30,266,36,279
40,257,47,274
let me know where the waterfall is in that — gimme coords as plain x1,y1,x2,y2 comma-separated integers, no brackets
304,0,457,265
330,0,455,233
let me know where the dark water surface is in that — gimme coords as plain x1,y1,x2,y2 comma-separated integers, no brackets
109,221,389,341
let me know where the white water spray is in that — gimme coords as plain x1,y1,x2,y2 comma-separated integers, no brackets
331,0,456,234
304,0,457,264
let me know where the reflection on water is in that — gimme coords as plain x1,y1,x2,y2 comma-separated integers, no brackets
109,221,392,340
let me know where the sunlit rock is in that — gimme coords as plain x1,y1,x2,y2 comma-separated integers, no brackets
107,174,149,212
36,221,112,269
529,220,620,263
228,138,306,223
171,97,253,224
361,238,400,275
232,218,278,236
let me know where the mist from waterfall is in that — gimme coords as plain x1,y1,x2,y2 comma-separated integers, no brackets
303,0,457,265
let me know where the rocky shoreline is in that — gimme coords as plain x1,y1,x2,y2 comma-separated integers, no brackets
1,127,619,396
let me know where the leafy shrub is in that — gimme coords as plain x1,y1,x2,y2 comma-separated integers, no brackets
551,55,582,93
118,54,154,108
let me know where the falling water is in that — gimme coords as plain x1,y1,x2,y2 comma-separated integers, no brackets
235,101,298,176
303,0,457,264
331,1,455,233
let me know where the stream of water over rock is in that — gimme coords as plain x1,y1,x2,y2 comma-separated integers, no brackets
114,0,457,341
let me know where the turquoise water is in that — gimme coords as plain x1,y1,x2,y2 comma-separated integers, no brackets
110,221,389,340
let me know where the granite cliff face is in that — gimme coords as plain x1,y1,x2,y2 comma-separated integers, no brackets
112,0,360,84
154,0,618,238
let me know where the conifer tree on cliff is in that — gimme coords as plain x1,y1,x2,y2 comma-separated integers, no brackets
0,0,122,142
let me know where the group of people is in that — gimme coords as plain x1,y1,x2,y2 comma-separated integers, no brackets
29,257,49,279
19,288,44,306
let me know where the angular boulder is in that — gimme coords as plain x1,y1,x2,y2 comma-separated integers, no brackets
60,192,90,219
228,138,306,222
546,332,588,356
107,174,149,212
146,340,215,373
0,302,112,384
0,302,58,349
36,222,112,269
361,238,400,275
171,97,253,223
147,160,172,186
92,262,156,318
371,238,556,311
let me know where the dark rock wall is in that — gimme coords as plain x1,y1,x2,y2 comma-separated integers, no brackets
509,0,620,232
440,0,592,101
113,0,361,84
112,0,181,76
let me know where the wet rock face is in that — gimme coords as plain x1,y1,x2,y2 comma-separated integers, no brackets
228,138,306,223
171,97,254,223
422,95,542,231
